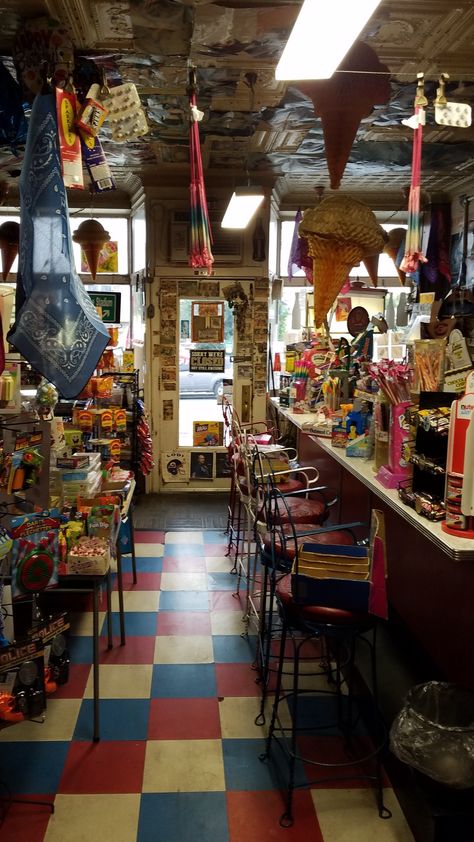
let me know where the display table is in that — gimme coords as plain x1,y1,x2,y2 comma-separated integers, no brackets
271,397,474,689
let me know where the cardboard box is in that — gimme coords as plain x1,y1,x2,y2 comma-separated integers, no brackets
193,421,224,447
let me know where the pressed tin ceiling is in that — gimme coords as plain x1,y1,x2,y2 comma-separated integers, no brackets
0,0,474,209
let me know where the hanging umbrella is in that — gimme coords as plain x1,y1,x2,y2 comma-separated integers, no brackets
400,77,428,275
188,69,214,275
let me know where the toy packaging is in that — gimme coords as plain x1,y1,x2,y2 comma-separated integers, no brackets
193,421,224,447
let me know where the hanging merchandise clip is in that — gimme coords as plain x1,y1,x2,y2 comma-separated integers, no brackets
434,71,472,128
434,73,449,107
415,72,428,108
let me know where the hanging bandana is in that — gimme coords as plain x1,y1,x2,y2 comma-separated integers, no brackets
8,93,109,399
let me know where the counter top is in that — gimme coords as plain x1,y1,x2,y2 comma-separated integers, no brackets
271,397,474,562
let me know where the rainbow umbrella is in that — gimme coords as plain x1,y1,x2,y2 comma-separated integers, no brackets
188,72,214,274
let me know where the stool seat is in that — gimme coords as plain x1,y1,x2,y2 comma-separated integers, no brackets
239,477,306,498
263,525,354,562
276,573,371,627
271,496,327,525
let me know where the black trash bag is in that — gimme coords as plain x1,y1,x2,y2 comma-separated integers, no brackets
390,682,474,789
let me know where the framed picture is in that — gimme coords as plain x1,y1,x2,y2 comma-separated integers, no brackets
215,451,232,478
169,222,189,262
191,301,224,343
190,451,214,480
180,319,190,340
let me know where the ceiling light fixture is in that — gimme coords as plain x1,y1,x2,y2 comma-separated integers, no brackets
221,186,265,229
275,0,383,80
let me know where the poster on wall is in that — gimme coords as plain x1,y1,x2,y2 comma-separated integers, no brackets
215,450,232,478
81,241,118,274
189,350,225,372
191,301,224,343
162,450,189,483
190,451,214,480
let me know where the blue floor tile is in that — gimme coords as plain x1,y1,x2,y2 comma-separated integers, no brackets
286,693,368,736
100,612,158,636
74,699,150,741
159,591,209,611
121,556,163,573
151,664,217,698
203,531,228,544
207,572,236,591
0,742,70,793
138,793,229,842
222,738,307,792
68,635,94,664
212,634,257,663
164,544,205,557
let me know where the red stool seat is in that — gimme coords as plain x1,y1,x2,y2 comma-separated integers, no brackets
272,496,326,525
276,573,371,627
264,524,354,562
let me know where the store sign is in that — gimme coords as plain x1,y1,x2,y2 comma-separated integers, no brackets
88,292,121,323
189,350,225,373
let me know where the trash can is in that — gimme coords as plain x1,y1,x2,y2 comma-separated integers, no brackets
390,681,474,789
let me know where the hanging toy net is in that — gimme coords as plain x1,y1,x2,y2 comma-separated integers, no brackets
188,69,214,275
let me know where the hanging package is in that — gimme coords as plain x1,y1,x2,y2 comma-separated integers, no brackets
8,93,109,398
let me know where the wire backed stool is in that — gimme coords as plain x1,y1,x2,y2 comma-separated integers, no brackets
258,489,391,827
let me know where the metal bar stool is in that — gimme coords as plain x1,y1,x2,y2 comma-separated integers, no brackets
259,488,391,827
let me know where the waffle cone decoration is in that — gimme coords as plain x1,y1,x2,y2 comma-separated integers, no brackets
362,252,380,286
299,196,387,326
72,219,110,280
384,227,406,284
0,220,20,280
298,43,391,190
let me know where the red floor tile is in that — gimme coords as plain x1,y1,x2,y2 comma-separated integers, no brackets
99,636,156,664
161,556,207,573
210,590,243,612
298,735,391,788
59,741,146,793
148,697,221,740
134,530,165,543
52,664,91,699
0,795,53,842
227,790,323,842
203,544,231,557
111,572,162,592
216,663,261,697
156,611,211,636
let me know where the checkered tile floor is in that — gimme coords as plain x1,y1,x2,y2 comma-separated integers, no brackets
0,530,414,841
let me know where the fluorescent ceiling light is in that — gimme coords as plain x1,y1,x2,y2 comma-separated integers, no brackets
275,0,382,80
221,187,265,229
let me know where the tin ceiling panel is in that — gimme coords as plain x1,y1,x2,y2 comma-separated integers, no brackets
0,0,474,207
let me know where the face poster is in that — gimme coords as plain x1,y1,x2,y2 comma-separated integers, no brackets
190,450,214,480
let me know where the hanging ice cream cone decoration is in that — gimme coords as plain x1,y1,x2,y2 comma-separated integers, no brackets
0,220,20,280
384,227,407,285
298,43,391,190
72,218,110,280
299,196,387,327
362,252,380,286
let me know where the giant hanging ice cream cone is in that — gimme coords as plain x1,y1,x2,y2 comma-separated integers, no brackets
299,196,387,326
72,218,110,280
298,43,391,190
384,227,406,285
0,221,20,280
362,252,380,286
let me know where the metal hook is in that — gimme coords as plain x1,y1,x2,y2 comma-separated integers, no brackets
415,72,428,107
434,72,449,106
